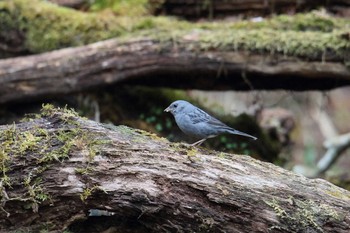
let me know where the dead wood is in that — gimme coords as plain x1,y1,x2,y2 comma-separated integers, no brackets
1,38,350,104
49,0,87,9
0,106,349,232
156,0,350,19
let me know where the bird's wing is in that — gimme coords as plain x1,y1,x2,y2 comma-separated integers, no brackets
207,116,229,128
188,108,228,127
187,108,211,124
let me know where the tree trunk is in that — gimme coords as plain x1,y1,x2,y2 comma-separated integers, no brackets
0,106,349,232
1,38,350,104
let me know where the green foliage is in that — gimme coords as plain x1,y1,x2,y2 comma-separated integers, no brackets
140,105,169,132
218,135,251,155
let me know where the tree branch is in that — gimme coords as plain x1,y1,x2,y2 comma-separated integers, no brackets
317,133,350,175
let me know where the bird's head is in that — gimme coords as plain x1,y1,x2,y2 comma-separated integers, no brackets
164,100,189,115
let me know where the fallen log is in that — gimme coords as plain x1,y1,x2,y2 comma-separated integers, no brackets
1,0,350,104
0,105,349,232
50,0,350,16
49,0,86,9
157,0,350,19
1,38,350,104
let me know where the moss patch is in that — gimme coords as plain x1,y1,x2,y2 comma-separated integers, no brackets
0,104,108,216
0,0,126,52
265,197,343,232
89,0,152,17
80,185,105,202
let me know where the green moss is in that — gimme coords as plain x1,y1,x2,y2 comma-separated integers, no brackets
197,11,349,32
2,1,348,61
41,103,80,119
23,176,51,213
90,0,151,17
40,103,57,117
0,124,17,187
115,125,167,144
0,149,11,187
265,197,343,231
168,142,198,158
325,188,350,200
0,0,126,52
0,105,110,216
135,22,349,62
269,12,348,32
75,166,93,175
136,12,350,61
80,185,105,202
39,129,77,163
18,131,42,154
187,147,198,156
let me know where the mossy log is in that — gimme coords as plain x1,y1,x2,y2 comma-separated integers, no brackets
1,0,350,103
0,106,350,232
2,0,350,58
157,0,350,19
0,0,350,59
49,0,86,9
1,37,350,104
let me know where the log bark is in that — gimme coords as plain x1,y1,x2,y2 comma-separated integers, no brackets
1,38,350,104
1,0,349,103
1,0,350,57
49,0,87,9
156,0,350,19
0,106,350,232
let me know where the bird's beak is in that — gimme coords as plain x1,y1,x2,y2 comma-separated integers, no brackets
164,106,171,112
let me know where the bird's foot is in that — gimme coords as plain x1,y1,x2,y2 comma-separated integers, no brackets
190,138,207,146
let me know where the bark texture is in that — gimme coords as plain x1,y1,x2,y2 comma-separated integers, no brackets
0,107,350,232
49,0,87,9
1,38,350,104
156,0,350,19
1,0,350,104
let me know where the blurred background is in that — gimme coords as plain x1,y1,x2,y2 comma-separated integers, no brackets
1,0,350,192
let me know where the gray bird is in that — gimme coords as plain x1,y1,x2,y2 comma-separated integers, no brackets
164,100,257,146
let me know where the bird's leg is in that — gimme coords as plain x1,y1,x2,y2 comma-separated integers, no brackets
191,138,207,146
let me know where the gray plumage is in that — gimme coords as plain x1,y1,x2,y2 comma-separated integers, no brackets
164,100,257,146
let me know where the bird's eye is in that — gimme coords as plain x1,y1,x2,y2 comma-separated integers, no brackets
173,104,178,108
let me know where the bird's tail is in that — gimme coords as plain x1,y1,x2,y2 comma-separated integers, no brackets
225,129,257,140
